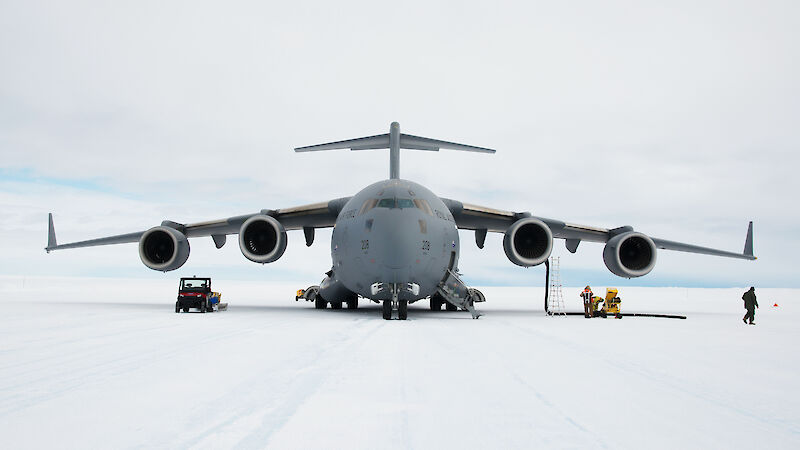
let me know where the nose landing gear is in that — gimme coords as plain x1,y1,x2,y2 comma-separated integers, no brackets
382,285,409,320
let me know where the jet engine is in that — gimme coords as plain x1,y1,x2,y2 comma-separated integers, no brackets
503,218,553,267
239,215,287,263
138,226,190,272
603,232,657,278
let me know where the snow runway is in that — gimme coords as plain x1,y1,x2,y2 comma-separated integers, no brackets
1,277,798,449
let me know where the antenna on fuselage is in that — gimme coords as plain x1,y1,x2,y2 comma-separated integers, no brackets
293,122,496,180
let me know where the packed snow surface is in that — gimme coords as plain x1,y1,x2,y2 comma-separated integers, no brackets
1,277,798,449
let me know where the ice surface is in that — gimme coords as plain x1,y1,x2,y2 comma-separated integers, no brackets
1,276,798,449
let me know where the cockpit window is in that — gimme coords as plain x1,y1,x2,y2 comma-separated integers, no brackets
396,199,415,209
377,198,396,208
359,198,379,215
377,198,418,209
376,198,427,210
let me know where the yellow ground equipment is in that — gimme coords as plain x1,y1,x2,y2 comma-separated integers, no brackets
590,295,604,316
600,288,622,318
588,288,622,318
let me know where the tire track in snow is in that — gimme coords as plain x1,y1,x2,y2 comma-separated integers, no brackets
0,317,272,417
167,316,384,449
497,319,800,439
426,319,608,449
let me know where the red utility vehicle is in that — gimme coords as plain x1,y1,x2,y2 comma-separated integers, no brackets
176,277,222,313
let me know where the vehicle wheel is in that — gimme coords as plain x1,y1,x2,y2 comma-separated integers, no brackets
382,300,392,320
183,306,189,313
445,302,457,311
331,302,342,310
430,297,442,311
200,301,206,313
175,302,180,313
315,295,327,309
398,300,408,320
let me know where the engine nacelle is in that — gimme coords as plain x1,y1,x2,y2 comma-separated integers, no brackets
603,232,657,278
138,226,190,272
238,215,287,263
503,218,553,267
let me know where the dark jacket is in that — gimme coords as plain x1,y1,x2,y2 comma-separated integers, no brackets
743,288,758,310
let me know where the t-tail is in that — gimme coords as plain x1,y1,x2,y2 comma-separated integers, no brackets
294,122,496,179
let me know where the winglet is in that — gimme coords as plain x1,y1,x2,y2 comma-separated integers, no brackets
46,213,57,253
743,221,754,259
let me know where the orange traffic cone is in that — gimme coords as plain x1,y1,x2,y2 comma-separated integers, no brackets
773,303,779,307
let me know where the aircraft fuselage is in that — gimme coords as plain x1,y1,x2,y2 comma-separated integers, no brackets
329,179,459,302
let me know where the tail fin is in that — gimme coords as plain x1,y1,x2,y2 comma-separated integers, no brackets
294,122,495,179
46,213,57,252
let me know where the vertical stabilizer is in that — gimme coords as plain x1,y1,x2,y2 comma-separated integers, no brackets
389,122,400,179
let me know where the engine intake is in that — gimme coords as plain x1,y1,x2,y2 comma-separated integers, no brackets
239,215,287,263
603,232,657,278
138,226,190,272
503,218,553,267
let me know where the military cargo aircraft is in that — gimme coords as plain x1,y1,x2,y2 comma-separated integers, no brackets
46,122,755,319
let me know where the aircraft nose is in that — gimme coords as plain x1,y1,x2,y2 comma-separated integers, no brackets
378,210,419,269
370,209,422,272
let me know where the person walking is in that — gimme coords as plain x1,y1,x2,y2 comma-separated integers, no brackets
581,286,593,318
742,286,758,325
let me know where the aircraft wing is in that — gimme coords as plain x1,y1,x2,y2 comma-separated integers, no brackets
45,197,351,252
441,198,755,261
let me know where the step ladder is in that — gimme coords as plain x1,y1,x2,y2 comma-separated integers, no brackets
548,256,566,316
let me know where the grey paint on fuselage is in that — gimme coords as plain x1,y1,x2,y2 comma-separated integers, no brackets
330,179,459,301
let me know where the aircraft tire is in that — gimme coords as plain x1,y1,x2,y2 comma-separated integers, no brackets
346,298,358,309
382,300,392,320
331,302,342,310
430,297,442,311
445,302,457,311
314,295,327,309
398,300,408,320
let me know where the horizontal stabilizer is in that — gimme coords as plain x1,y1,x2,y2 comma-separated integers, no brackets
399,134,495,153
294,133,496,154
294,134,389,152
294,122,496,179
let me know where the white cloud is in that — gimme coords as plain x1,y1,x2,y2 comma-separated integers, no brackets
1,1,797,286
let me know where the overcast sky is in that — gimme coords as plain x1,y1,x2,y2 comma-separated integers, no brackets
1,0,797,288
